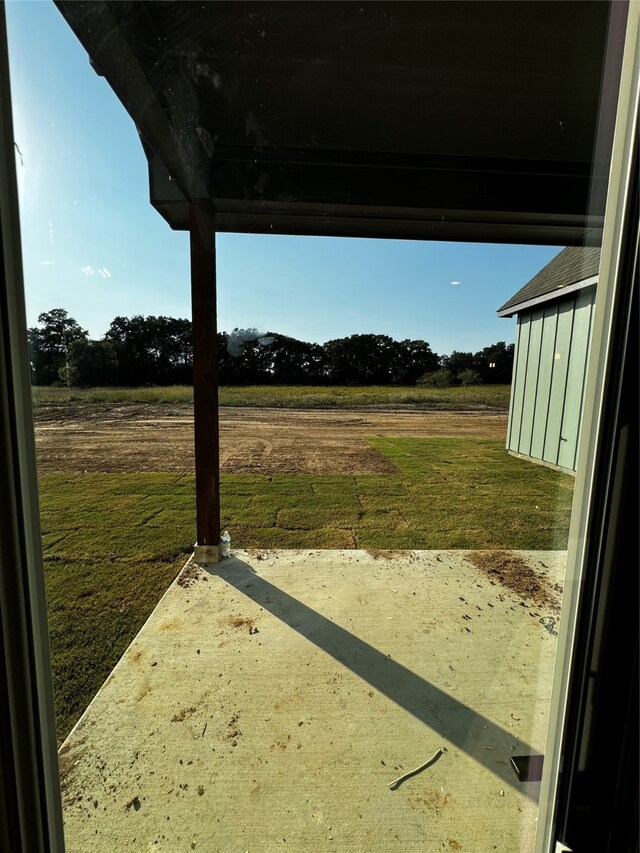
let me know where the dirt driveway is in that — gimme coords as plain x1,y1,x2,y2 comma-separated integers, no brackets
34,404,508,475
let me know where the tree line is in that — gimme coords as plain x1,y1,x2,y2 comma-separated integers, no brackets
28,309,514,388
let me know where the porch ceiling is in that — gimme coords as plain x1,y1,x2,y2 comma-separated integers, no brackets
55,1,616,244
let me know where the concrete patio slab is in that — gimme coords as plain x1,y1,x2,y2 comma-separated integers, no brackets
59,549,565,852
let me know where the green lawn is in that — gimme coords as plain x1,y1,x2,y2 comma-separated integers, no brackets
41,437,572,741
32,383,511,410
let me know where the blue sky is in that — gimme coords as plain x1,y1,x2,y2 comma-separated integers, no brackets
6,0,560,356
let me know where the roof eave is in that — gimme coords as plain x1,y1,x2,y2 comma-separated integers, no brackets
497,274,598,317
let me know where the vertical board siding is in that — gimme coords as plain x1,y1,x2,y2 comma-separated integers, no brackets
530,305,559,460
559,286,596,470
507,285,595,472
544,298,576,463
518,308,544,455
507,315,530,452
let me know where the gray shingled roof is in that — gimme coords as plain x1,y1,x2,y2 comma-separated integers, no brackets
498,246,600,316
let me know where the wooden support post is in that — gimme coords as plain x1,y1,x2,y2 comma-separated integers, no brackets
189,203,220,562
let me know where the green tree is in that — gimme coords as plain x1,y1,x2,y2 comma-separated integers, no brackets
267,334,328,384
218,329,275,385
458,368,482,386
28,309,88,385
417,368,453,387
324,334,404,384
392,339,439,384
104,315,193,385
473,341,515,384
439,351,476,383
65,339,119,387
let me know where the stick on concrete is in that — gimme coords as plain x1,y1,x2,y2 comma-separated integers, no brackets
387,747,447,790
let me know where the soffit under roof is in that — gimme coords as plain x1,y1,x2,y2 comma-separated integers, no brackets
55,1,620,244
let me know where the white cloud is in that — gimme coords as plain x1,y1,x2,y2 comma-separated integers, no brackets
82,265,112,278
48,220,54,244
40,260,55,266
450,280,461,286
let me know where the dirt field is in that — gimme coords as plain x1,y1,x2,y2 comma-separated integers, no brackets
34,404,507,474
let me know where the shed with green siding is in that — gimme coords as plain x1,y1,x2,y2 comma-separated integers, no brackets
497,247,600,473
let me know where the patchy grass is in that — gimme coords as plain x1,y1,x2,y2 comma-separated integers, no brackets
224,439,573,551
32,384,511,410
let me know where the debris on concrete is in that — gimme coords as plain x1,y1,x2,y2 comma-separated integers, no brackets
540,616,558,636
177,562,203,589
125,796,141,811
171,707,196,723
465,551,562,612
388,747,447,790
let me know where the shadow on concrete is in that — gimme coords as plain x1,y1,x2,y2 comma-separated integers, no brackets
210,556,538,797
